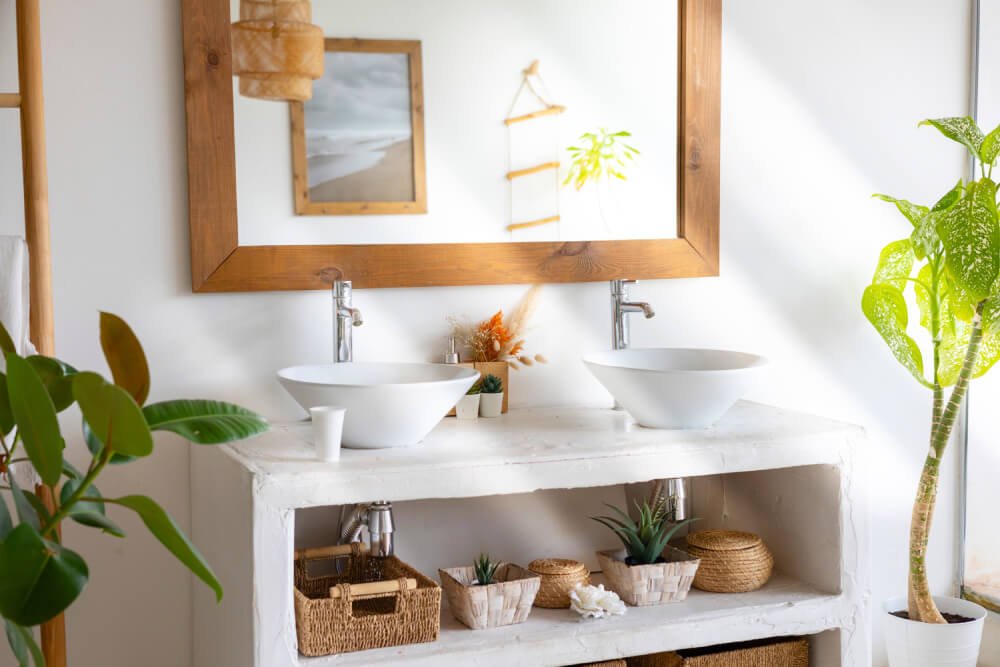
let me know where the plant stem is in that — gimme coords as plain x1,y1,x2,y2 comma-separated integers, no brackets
908,300,984,623
41,448,111,539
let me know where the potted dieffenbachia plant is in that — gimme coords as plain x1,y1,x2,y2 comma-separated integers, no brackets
0,313,268,665
865,117,1000,664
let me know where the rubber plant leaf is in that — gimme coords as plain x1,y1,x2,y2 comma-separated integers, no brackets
873,194,929,228
0,321,14,357
142,400,268,444
99,312,150,406
0,523,88,627
0,372,13,436
25,356,76,413
73,372,153,458
8,477,40,532
59,478,124,538
936,178,1000,301
81,419,137,466
872,239,914,291
0,495,11,541
108,495,223,602
861,284,925,384
5,354,64,486
920,117,985,159
4,620,45,667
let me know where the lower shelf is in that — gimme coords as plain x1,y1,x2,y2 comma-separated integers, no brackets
297,573,850,666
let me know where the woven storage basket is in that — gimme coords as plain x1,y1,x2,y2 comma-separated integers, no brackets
528,558,590,608
439,563,540,630
293,543,441,657
597,547,700,607
684,530,773,593
626,636,808,666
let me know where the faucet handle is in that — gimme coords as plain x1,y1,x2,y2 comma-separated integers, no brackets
611,278,637,295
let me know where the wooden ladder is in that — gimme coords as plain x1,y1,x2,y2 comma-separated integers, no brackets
4,0,61,664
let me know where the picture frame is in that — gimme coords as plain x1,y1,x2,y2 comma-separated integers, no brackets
289,38,427,216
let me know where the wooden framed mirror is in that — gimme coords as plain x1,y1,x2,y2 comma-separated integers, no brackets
181,0,721,292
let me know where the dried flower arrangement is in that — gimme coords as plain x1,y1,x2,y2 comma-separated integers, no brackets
448,285,548,370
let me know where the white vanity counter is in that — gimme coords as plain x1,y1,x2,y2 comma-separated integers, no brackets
191,401,870,667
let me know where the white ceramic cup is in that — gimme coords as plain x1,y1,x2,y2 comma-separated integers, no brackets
310,407,346,462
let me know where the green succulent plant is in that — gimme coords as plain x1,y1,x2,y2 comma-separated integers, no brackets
592,499,698,566
466,380,482,395
480,374,503,394
474,553,500,585
0,313,268,664
863,116,1000,624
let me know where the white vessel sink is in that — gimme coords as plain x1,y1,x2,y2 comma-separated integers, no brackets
583,348,768,429
277,363,478,449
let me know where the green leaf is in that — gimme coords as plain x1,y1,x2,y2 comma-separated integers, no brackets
936,178,1000,300
0,523,88,626
8,477,40,531
0,372,13,436
109,495,222,602
99,312,150,406
73,372,153,458
58,478,123,537
0,321,15,357
872,239,914,290
0,494,13,540
862,283,926,384
25,356,76,413
5,620,45,667
920,116,985,158
81,420,136,465
933,180,964,212
142,400,268,444
980,123,1000,165
873,194,929,227
5,355,64,486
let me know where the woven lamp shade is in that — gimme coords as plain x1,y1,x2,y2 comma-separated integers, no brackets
231,0,324,102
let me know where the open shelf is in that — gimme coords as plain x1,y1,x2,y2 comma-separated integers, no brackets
299,573,847,667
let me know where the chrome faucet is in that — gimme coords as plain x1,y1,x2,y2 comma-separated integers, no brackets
333,280,363,363
339,501,396,558
611,279,655,351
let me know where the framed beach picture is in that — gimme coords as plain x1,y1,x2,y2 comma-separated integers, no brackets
290,38,426,215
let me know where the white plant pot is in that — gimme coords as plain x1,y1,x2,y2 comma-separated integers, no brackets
884,596,987,667
455,394,481,420
480,392,503,418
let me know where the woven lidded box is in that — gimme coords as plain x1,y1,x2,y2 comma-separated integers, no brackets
684,530,773,593
528,558,591,608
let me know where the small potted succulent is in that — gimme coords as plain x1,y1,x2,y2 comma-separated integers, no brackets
438,553,541,630
593,499,699,606
455,380,481,420
479,374,504,418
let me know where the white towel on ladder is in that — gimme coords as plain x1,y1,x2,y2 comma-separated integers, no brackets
0,236,36,367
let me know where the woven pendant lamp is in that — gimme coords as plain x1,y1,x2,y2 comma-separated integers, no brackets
231,0,324,102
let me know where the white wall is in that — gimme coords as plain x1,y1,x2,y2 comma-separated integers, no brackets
0,0,981,665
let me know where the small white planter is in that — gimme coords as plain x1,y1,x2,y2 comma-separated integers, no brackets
455,394,481,420
480,392,503,418
884,596,987,667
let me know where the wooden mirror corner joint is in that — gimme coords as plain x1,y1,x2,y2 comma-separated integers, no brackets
181,0,721,292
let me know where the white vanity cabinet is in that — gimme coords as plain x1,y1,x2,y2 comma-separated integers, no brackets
191,402,870,666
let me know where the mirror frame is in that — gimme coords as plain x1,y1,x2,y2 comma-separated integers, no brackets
181,0,721,292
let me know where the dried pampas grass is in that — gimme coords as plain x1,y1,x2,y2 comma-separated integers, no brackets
448,286,548,369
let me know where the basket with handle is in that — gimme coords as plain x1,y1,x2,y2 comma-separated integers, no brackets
293,543,441,657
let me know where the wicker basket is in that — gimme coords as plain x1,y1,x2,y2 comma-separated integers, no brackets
293,543,441,657
684,530,773,593
439,563,540,630
597,547,700,607
627,636,808,666
528,558,591,608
